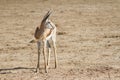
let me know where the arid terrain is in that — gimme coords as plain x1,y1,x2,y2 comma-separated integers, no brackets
0,0,120,80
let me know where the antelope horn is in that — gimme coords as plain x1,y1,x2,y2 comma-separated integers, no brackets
42,10,52,22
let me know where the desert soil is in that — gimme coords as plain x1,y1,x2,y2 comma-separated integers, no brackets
0,0,120,80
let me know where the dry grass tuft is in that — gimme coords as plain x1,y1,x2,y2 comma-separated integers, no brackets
103,35,120,38
57,32,67,35
29,39,36,43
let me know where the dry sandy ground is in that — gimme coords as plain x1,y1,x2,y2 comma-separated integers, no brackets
0,0,120,80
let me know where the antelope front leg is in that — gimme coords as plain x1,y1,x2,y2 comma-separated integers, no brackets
53,41,57,68
43,40,48,73
36,41,41,72
47,41,51,68
47,48,51,68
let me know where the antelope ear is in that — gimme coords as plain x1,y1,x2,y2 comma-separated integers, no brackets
34,27,40,39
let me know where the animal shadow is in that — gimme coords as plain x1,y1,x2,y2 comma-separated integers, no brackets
0,67,36,74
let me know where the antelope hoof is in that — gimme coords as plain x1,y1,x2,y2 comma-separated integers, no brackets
35,68,40,73
45,67,48,73
55,64,57,69
45,70,48,73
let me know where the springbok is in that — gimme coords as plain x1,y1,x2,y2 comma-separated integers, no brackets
34,11,57,73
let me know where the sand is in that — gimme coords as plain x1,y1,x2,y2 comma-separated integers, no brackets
0,0,120,80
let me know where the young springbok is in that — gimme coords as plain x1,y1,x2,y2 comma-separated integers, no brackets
34,11,57,73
